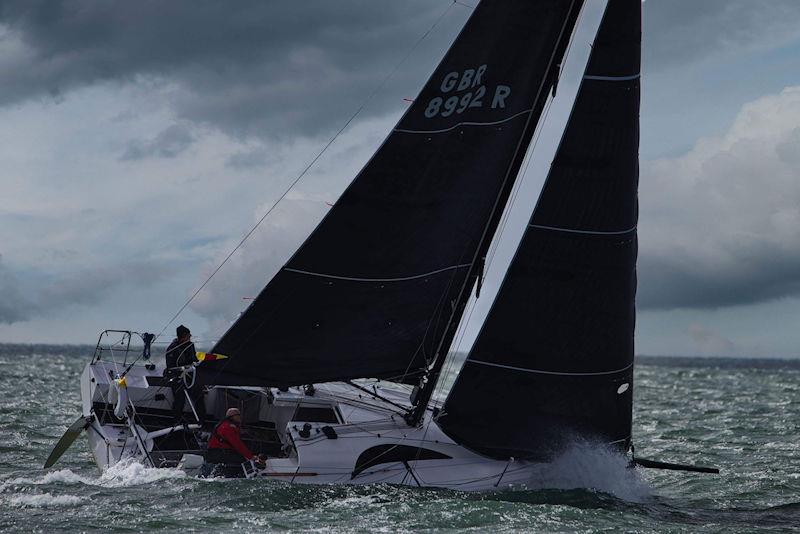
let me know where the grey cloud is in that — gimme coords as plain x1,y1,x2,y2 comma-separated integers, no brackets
638,86,800,310
225,148,270,171
0,257,177,324
0,256,36,324
688,324,736,356
643,0,800,69
775,127,800,166
38,260,176,308
120,124,194,161
0,1,455,138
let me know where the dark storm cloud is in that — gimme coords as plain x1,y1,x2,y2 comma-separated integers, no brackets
637,87,800,311
643,0,800,69
4,1,797,140
120,124,194,160
0,0,453,138
638,245,800,310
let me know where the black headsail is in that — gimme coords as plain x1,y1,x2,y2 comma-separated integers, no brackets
200,0,584,388
439,0,641,460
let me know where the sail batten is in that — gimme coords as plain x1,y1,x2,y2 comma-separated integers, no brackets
583,74,640,81
283,264,471,283
467,359,634,376
528,223,637,236
199,0,586,389
394,108,535,134
440,0,641,460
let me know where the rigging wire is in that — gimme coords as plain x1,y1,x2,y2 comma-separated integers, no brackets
154,0,461,342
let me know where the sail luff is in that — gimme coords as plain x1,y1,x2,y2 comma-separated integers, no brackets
440,0,642,460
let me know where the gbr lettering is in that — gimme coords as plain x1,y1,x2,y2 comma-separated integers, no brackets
424,64,511,119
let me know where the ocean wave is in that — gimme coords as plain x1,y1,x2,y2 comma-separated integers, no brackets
765,501,800,512
8,492,82,508
1,460,185,491
98,458,187,487
0,469,92,490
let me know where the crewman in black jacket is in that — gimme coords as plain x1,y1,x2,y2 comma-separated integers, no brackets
166,324,196,368
165,325,206,423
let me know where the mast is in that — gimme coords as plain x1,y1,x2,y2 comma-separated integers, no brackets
406,0,585,426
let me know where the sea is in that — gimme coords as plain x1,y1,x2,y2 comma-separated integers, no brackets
1,344,798,533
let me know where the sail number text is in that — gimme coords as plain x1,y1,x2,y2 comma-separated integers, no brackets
424,64,511,119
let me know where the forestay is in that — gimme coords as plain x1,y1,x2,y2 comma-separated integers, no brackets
200,0,584,388
440,0,641,460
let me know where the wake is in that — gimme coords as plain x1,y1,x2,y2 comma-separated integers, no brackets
510,440,652,502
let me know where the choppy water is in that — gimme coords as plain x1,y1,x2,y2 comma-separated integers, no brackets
1,345,799,532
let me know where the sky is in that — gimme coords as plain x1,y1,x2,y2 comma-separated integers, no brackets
1,0,799,358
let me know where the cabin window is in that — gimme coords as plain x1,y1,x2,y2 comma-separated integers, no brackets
292,406,339,423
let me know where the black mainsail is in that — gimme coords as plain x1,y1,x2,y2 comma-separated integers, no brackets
200,0,584,388
439,0,641,460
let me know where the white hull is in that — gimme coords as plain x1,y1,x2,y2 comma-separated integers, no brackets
80,360,545,490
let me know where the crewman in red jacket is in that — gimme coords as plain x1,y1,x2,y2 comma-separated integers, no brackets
206,408,261,465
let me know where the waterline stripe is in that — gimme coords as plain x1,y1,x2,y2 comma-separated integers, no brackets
584,74,640,81
467,359,634,376
394,108,532,135
528,223,637,236
284,263,471,283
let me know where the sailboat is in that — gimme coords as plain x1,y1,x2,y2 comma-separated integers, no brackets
47,0,717,487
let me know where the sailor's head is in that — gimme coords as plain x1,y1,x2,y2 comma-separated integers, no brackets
226,407,242,422
176,325,191,342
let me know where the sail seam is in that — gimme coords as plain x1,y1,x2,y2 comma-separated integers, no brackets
284,263,471,282
393,108,532,135
583,73,640,81
467,359,633,376
528,223,636,235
